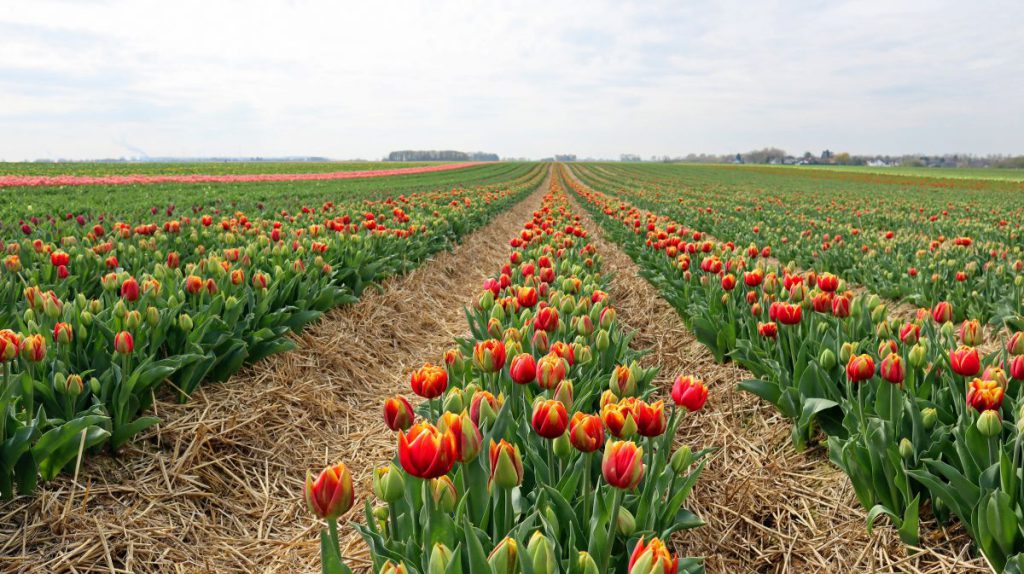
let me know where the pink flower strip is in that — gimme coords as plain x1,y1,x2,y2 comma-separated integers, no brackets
0,162,485,188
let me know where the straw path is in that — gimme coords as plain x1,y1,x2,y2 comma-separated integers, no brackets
568,193,987,574
0,178,550,574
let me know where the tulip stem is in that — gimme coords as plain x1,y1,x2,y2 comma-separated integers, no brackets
604,488,622,571
422,478,433,548
581,453,591,529
547,443,555,484
327,518,341,562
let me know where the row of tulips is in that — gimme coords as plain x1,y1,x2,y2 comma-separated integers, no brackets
0,165,546,499
573,163,1024,323
565,165,1024,572
303,170,711,574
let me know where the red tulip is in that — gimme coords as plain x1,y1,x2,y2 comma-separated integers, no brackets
121,277,140,302
602,439,644,490
670,375,708,412
383,395,414,431
776,303,802,325
1008,355,1024,381
720,274,736,291
931,301,953,324
757,321,778,339
831,295,851,318
569,412,604,453
959,320,982,347
531,399,569,439
489,439,524,488
601,399,639,438
185,275,204,295
398,422,457,479
114,331,134,355
899,322,921,345
439,411,482,462
509,353,537,385
846,354,875,382
533,307,559,333
967,378,1004,412
879,353,905,384
949,346,980,377
516,286,538,308
304,462,355,520
817,272,839,293
537,353,568,390
635,400,668,437
410,363,448,399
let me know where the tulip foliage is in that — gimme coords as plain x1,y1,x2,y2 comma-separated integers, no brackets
0,163,544,498
568,163,1024,572
308,173,710,574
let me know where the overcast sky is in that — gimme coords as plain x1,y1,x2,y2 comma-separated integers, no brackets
2,0,1022,161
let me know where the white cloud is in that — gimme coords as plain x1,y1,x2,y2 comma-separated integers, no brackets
0,0,1021,160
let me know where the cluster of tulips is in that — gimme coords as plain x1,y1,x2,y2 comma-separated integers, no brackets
304,174,710,574
0,162,481,188
0,165,545,498
571,163,1023,323
567,164,1024,572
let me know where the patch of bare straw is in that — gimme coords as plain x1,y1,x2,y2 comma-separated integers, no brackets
570,197,988,574
0,178,550,574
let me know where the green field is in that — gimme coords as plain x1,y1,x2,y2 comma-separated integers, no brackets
0,161,442,176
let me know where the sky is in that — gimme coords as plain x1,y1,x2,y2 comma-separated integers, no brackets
1,0,1023,161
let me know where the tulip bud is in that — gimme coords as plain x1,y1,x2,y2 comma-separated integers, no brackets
940,321,955,339
977,409,1002,437
146,306,160,327
489,439,524,488
372,505,389,530
553,433,572,458
80,310,94,326
372,463,405,503
431,476,457,513
819,348,836,370
379,561,409,574
428,543,454,574
921,407,938,430
671,445,693,475
898,438,914,461
489,302,506,322
609,364,638,396
908,344,927,368
65,373,84,397
114,299,128,319
526,532,556,574
576,344,593,365
871,304,887,324
578,552,600,574
178,313,194,332
126,310,142,330
488,538,518,574
304,462,355,520
442,387,465,413
839,342,857,364
617,506,636,536
553,379,574,410
89,377,101,394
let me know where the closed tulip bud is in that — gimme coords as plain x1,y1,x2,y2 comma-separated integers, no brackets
473,339,506,374
977,409,1002,437
114,299,127,319
983,367,1008,389
527,532,556,574
595,329,610,352
126,310,142,330
922,407,938,430
372,505,388,530
553,379,574,410
304,462,355,520
479,289,495,311
178,313,194,332
871,304,887,324
53,322,73,344
431,476,458,512
89,299,103,314
1007,332,1024,356
553,433,572,457
489,439,524,488
931,301,953,324
20,334,47,362
225,295,240,310
428,543,454,574
80,310,93,326
940,321,955,339
372,463,405,503
628,537,679,574
145,306,160,327
537,353,568,390
671,445,693,475
578,551,600,574
532,329,550,354
487,538,518,574
908,344,927,368
617,506,637,536
819,348,837,370
64,373,84,397
1010,355,1024,381
577,344,593,365
379,562,409,574
898,438,914,461
442,387,465,413
489,302,506,322
839,342,857,364
600,307,617,329
383,395,415,432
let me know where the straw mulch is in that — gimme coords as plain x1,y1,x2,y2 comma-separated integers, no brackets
571,198,989,574
0,182,550,574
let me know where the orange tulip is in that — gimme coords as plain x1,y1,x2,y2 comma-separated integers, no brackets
569,412,604,453
602,439,644,490
473,339,506,373
846,354,875,382
398,422,457,479
967,378,1004,412
531,399,569,439
304,462,355,520
0,329,23,362
628,537,679,574
20,334,46,362
410,363,448,399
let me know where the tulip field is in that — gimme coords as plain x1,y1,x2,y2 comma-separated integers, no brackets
2,160,1023,573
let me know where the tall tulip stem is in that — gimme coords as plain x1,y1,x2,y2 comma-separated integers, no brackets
604,488,623,571
422,478,433,548
327,517,341,562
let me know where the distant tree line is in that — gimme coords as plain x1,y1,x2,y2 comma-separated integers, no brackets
386,150,499,162
623,149,1024,168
